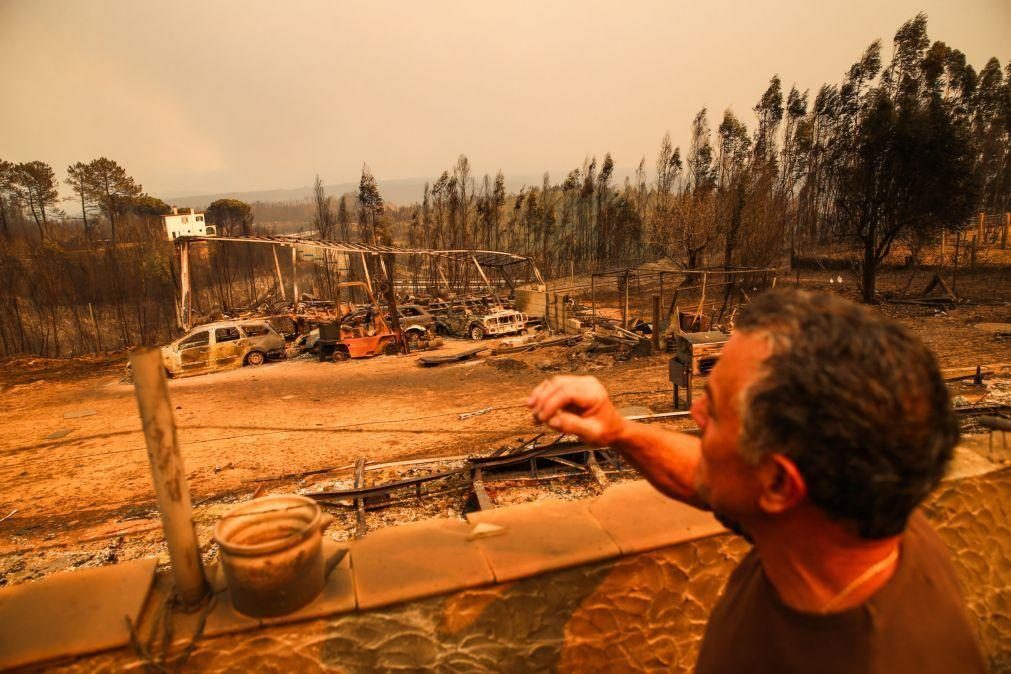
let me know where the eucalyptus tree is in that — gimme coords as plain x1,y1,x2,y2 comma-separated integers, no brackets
446,175,460,248
826,15,978,301
509,189,526,254
653,134,682,260
753,76,784,166
453,155,473,248
971,58,1010,214
578,157,596,266
492,171,506,250
594,153,614,263
476,176,491,249
715,109,751,267
560,168,581,263
311,175,336,239
634,157,648,228
670,109,717,269
430,172,449,250
337,195,352,241
358,164,390,283
539,172,557,272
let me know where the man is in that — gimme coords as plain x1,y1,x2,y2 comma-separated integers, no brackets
527,289,985,673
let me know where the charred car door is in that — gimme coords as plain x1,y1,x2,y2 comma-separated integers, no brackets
178,330,212,373
214,326,243,369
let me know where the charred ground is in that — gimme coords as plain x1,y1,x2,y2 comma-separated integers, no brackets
0,267,1008,586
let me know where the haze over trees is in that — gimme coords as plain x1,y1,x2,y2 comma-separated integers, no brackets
393,15,1003,302
0,14,1007,357
0,157,175,355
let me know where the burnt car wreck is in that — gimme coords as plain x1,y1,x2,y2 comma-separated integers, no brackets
436,299,529,340
133,319,286,379
315,282,404,361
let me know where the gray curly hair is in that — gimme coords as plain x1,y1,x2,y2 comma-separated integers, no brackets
734,289,958,539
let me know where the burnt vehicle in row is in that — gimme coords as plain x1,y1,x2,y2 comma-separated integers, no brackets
315,282,404,361
158,320,286,377
424,295,513,318
437,299,528,340
390,304,437,347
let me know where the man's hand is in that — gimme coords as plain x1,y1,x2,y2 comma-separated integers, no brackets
529,375,706,507
526,375,627,446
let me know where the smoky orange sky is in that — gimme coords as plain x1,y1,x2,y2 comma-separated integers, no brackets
1,0,1008,200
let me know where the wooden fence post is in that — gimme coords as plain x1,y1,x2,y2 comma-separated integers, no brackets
129,348,208,607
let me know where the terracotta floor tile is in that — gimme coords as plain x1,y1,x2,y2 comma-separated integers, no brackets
199,562,261,638
0,557,157,670
351,518,493,610
588,480,725,555
467,499,621,582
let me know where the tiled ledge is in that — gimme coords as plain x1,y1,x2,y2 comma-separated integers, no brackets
0,480,724,670
0,558,156,670
1,446,1004,671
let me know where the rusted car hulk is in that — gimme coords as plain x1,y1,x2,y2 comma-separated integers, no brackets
391,304,437,348
439,300,529,340
317,282,403,362
160,320,286,377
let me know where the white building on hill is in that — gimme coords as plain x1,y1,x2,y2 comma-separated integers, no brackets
163,207,216,240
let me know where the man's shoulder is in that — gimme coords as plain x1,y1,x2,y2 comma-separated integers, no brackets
869,511,972,627
867,512,985,672
696,513,985,674
882,511,966,605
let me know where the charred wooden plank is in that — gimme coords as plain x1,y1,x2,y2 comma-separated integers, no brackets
543,455,586,471
978,415,1011,432
471,468,493,511
308,466,464,500
354,456,367,539
587,451,610,489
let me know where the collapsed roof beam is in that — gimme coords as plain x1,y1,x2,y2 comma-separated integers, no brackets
174,235,545,329
178,235,536,270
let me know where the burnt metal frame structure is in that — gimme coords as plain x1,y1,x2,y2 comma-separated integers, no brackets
586,266,779,332
307,438,631,516
174,235,546,330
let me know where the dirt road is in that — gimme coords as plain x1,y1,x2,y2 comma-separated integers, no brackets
0,338,680,585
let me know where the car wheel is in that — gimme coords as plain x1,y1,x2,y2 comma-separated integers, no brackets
406,331,421,349
331,349,349,362
470,325,485,340
245,351,266,366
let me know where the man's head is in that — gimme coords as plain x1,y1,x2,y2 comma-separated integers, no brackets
691,288,958,539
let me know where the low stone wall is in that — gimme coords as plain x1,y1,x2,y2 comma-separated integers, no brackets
181,535,749,673
27,465,1009,674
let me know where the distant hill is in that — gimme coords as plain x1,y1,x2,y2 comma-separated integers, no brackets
164,168,639,210
166,178,422,210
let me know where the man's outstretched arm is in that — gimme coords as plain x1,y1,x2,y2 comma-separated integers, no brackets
527,375,708,510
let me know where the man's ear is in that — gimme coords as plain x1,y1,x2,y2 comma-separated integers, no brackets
757,454,807,514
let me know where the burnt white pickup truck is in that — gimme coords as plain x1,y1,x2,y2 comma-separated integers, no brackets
439,302,528,340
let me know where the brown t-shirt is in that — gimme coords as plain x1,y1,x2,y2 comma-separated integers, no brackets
696,513,986,673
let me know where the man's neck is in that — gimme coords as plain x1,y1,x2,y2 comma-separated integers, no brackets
750,508,902,614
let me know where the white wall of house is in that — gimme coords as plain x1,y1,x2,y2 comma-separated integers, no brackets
163,208,216,240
